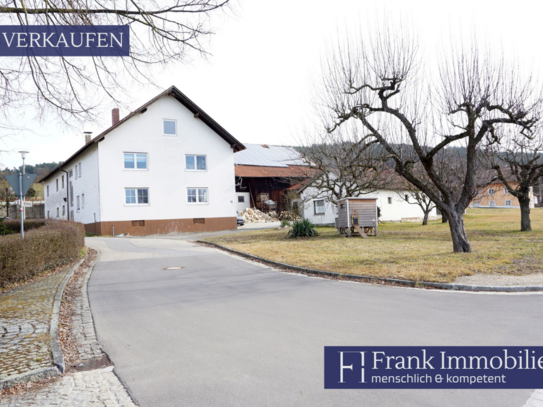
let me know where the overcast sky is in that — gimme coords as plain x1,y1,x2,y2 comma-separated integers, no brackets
1,0,541,168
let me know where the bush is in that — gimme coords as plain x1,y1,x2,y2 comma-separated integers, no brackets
3,219,46,233
0,218,13,235
0,220,85,287
288,218,318,238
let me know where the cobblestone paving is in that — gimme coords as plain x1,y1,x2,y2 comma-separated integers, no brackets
0,270,72,381
72,267,104,361
0,367,136,407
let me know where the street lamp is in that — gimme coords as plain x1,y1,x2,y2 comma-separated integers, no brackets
18,151,29,223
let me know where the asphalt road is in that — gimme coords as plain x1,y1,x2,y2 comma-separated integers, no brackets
86,237,541,407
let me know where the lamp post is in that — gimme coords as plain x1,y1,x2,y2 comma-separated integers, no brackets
18,151,29,226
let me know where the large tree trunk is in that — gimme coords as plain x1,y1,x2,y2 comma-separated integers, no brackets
446,210,471,253
519,197,532,232
422,210,429,226
441,211,448,223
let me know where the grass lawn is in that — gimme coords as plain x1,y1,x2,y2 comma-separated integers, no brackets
204,208,543,283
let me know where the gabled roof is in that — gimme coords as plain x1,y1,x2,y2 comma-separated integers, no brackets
40,86,245,183
234,144,306,167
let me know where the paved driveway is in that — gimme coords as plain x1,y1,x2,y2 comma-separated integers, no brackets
86,237,541,407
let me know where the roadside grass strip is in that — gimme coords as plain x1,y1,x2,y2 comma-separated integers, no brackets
204,208,543,284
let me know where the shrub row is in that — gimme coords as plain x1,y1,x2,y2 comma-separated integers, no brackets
0,220,85,287
1,219,47,234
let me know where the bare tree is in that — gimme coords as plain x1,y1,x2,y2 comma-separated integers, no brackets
317,26,542,252
395,188,436,226
483,131,543,231
0,1,230,127
298,124,386,204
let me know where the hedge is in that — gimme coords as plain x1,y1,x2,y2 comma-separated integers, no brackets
0,220,85,287
2,219,47,234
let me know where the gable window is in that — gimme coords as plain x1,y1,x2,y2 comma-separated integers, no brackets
79,163,82,178
75,165,78,179
124,153,148,169
69,169,73,178
125,188,149,205
488,188,495,195
186,155,206,171
314,199,325,215
505,200,512,206
387,197,392,204
238,195,245,203
489,200,496,207
504,188,510,195
163,119,177,136
187,188,208,204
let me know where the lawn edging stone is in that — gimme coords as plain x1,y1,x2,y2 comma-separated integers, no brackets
199,241,543,293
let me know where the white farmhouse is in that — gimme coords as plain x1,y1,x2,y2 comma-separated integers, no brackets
40,86,245,236
300,177,439,225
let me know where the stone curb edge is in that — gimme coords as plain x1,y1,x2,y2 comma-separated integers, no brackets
50,257,86,374
0,257,85,390
198,241,543,293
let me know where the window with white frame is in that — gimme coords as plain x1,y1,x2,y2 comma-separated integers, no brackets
490,200,496,207
75,165,78,179
124,153,148,169
187,188,208,204
77,195,80,211
69,169,73,178
504,188,510,195
505,200,512,206
163,119,177,136
488,188,495,195
125,188,149,205
56,179,59,192
314,199,325,215
82,194,85,209
185,155,206,171
79,163,82,177
474,202,480,207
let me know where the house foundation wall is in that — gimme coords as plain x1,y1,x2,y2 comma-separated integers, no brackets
84,216,237,236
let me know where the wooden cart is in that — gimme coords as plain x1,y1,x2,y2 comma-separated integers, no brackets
334,197,378,238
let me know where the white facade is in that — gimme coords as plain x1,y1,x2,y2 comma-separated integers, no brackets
301,186,438,225
43,88,241,235
236,192,250,213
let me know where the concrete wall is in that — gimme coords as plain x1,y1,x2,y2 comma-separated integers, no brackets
236,192,250,213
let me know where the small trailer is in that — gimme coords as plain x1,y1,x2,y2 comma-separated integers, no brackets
334,197,378,238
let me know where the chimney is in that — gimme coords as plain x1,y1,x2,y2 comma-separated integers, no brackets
112,108,120,125
84,131,92,144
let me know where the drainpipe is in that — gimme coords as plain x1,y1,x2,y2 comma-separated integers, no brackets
60,166,69,220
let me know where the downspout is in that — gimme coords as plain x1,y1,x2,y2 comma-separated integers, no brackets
60,166,69,221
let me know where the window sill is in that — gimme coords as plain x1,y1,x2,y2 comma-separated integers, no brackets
123,169,149,171
124,204,150,207
185,169,208,172
187,202,209,205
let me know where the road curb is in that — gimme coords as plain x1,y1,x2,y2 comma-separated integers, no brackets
50,257,85,374
0,257,85,390
198,241,543,293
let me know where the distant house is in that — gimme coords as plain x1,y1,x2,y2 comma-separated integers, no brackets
234,144,310,213
301,189,438,226
40,86,245,236
470,181,535,209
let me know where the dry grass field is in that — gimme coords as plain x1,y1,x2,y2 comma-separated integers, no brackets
205,208,543,283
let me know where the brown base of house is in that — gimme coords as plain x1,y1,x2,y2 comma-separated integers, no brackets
84,216,237,236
